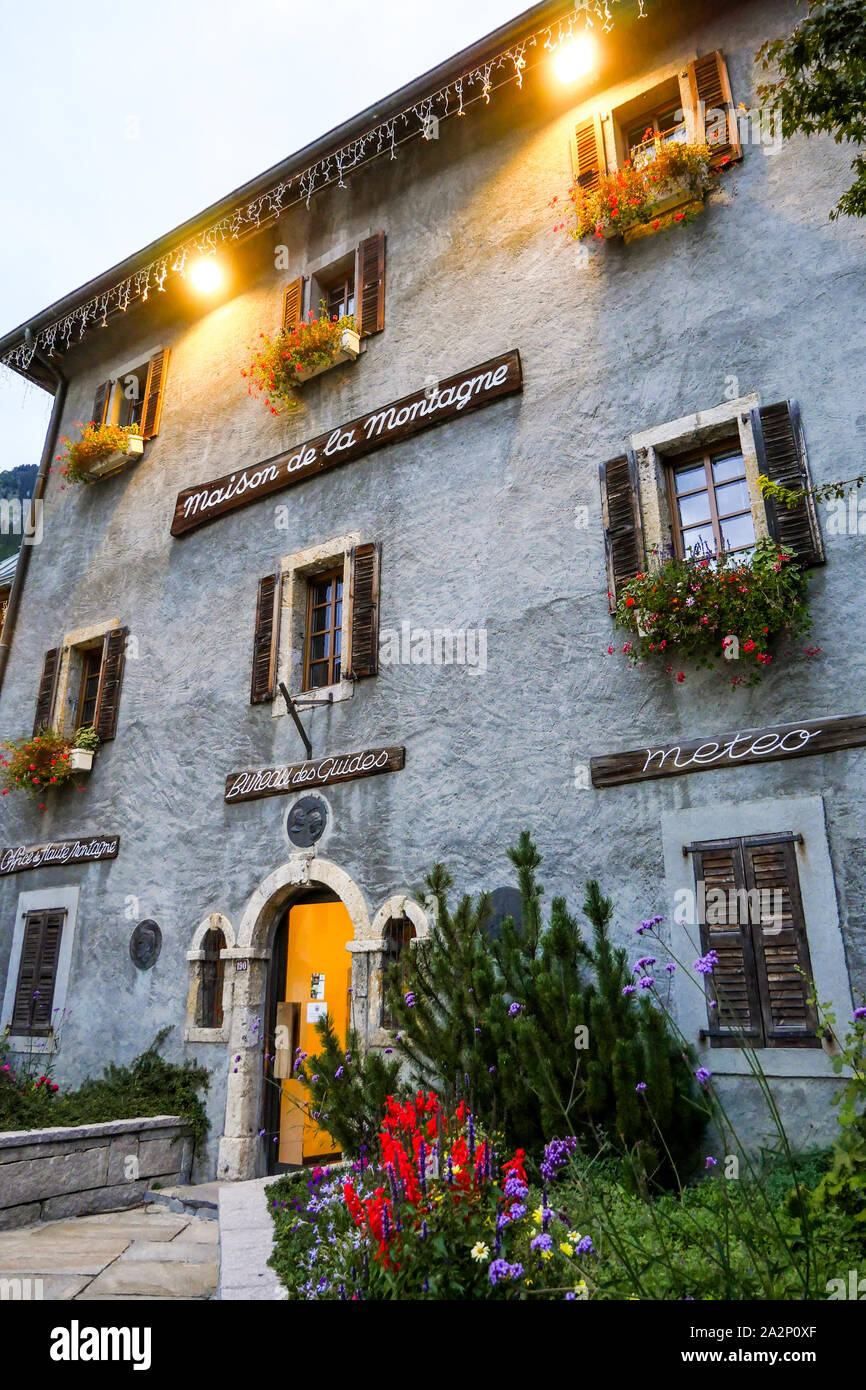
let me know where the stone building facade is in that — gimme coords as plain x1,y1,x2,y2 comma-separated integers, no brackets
0,0,864,1179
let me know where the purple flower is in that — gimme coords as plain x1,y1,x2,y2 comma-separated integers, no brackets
540,1137,578,1184
504,1173,529,1200
334,1066,344,1079
531,1233,553,1252
695,1067,712,1086
508,1002,523,1016
622,985,636,996
509,1203,527,1220
489,1066,496,1074
635,956,657,969
705,1156,718,1168
635,1082,647,1093
575,1235,594,1255
638,976,655,989
404,991,415,1008
489,1259,523,1286
694,950,719,976
664,962,676,974
854,1007,866,1021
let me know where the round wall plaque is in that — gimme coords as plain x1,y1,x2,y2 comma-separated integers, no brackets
130,919,162,970
287,795,328,849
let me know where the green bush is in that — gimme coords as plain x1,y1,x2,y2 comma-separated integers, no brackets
0,1027,210,1152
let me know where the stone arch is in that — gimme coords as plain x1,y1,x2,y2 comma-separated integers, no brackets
188,911,236,955
370,894,430,940
217,854,371,1181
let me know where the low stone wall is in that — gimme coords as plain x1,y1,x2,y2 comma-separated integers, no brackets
0,1116,194,1230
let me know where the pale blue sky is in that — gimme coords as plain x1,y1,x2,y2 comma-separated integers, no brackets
0,0,524,473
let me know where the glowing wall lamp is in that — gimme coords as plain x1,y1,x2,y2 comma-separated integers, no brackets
188,256,225,294
553,32,597,84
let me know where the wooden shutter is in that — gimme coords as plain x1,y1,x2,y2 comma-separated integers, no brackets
345,542,381,679
743,837,819,1046
250,572,281,704
11,910,65,1034
356,232,386,337
570,115,606,190
140,348,169,440
92,381,112,428
692,842,763,1047
751,400,825,567
599,451,644,611
686,51,741,163
33,647,61,735
282,276,306,333
95,626,128,741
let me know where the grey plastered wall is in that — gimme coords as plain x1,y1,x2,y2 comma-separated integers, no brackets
0,0,864,1175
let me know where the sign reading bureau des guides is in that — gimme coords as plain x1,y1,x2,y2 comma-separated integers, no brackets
0,835,120,876
225,746,405,804
171,350,523,536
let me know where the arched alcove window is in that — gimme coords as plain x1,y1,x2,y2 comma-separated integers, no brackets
381,917,415,1030
197,927,226,1029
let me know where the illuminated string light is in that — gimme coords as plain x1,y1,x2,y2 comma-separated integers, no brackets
3,1,643,373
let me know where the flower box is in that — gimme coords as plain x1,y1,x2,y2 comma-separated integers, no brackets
622,187,706,245
294,329,361,383
68,748,94,773
78,433,144,481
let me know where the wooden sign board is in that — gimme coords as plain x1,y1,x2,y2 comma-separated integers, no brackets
225,746,405,804
171,350,522,536
591,713,866,788
0,835,120,876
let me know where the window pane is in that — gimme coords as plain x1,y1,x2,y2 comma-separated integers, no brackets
310,608,330,634
334,629,342,656
335,600,342,628
681,523,717,557
674,465,707,494
677,491,711,527
719,513,756,552
715,479,751,515
310,661,330,688
333,658,341,684
312,578,332,606
310,632,330,662
712,452,745,484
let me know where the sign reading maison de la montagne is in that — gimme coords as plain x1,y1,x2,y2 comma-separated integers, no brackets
590,713,866,788
225,746,405,805
171,350,523,536
0,835,120,876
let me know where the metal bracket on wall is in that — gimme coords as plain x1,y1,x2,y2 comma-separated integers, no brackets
279,681,315,760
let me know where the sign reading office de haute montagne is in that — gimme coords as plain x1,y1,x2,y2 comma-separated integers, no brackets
171,350,522,536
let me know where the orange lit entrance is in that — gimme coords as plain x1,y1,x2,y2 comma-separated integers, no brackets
266,895,353,1169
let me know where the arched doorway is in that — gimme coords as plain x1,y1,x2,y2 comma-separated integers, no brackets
217,856,372,1183
263,888,353,1173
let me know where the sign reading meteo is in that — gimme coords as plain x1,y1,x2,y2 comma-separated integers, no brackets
590,714,866,787
171,350,523,536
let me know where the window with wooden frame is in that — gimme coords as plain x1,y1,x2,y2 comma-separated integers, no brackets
578,50,741,182
304,566,343,691
599,399,825,611
250,542,381,704
91,348,170,440
197,927,226,1030
381,917,416,1030
666,444,756,560
34,626,128,740
11,908,66,1035
686,834,820,1049
281,231,385,337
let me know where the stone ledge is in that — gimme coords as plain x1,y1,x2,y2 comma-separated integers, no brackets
0,1116,188,1151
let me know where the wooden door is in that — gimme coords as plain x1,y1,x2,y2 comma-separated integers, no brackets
276,900,353,1165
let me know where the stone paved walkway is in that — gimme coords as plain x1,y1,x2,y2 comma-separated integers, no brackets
0,1204,219,1299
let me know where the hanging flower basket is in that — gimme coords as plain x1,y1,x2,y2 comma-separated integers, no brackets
56,422,144,486
609,538,813,686
552,138,724,245
0,730,75,797
242,301,360,416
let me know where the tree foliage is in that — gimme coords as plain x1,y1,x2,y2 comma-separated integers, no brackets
757,0,866,219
